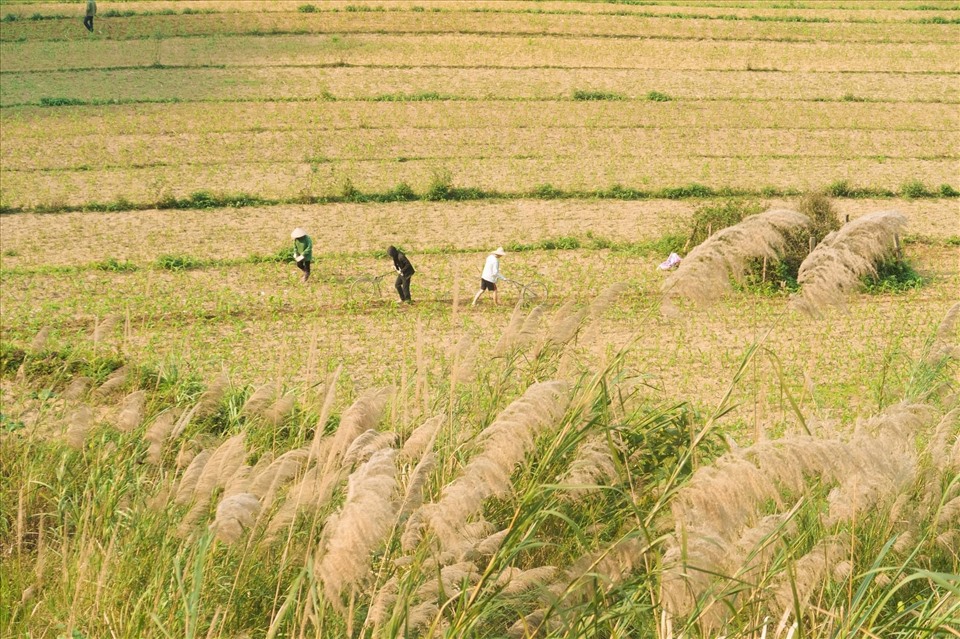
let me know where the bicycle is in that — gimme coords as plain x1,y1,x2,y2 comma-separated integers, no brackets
501,278,549,306
346,272,393,301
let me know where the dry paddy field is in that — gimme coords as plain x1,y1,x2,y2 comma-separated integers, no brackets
1,2,958,639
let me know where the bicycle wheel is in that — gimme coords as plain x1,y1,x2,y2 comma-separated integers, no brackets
521,282,548,305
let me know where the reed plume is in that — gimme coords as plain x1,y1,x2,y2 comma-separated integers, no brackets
95,366,130,396
191,434,247,503
321,387,393,473
240,382,279,418
265,465,346,542
29,327,51,353
399,452,435,522
195,372,229,419
65,406,93,449
316,449,399,608
400,415,443,462
250,447,309,508
116,390,146,432
343,430,397,468
174,450,212,504
63,377,91,401
422,381,569,549
364,576,398,630
211,493,261,544
450,335,478,385
560,435,618,499
494,304,544,356
144,409,180,465
792,210,907,316
92,314,119,344
663,209,811,305
263,394,295,427
498,566,558,595
589,282,629,318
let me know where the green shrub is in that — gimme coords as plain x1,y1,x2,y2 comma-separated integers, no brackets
825,179,852,197
686,199,764,247
298,4,319,12
938,184,959,197
531,184,563,199
94,258,137,272
659,183,714,199
2,13,19,22
39,97,86,107
864,259,924,293
646,90,672,102
900,179,931,199
156,254,203,271
572,90,625,101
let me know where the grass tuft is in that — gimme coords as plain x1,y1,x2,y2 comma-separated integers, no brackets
572,90,626,101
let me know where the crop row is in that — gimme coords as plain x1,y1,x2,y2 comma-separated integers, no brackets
3,9,958,43
2,0,958,23
3,128,955,172
4,100,956,139
2,67,956,107
3,155,956,210
4,33,957,74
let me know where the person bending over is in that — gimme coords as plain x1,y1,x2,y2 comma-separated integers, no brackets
388,246,415,303
472,247,506,306
291,228,313,283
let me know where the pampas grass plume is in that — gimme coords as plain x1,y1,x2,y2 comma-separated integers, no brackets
316,449,399,607
400,415,443,462
663,209,811,305
65,406,93,449
29,327,51,353
211,493,261,544
116,390,146,432
145,409,180,465
792,210,908,316
195,372,229,418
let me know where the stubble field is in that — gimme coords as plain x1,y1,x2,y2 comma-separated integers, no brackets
1,2,958,638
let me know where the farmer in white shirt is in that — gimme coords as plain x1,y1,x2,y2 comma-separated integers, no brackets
472,247,506,306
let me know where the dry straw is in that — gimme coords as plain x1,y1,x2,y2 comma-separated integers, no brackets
662,209,811,305
316,449,399,608
792,210,908,316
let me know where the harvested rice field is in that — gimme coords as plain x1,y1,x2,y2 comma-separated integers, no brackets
1,2,958,638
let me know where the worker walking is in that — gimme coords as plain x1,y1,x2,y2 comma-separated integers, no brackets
84,0,96,31
472,247,506,306
291,228,313,283
387,246,415,303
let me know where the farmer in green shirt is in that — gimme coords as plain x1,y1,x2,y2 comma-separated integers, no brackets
84,0,96,31
291,228,313,283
